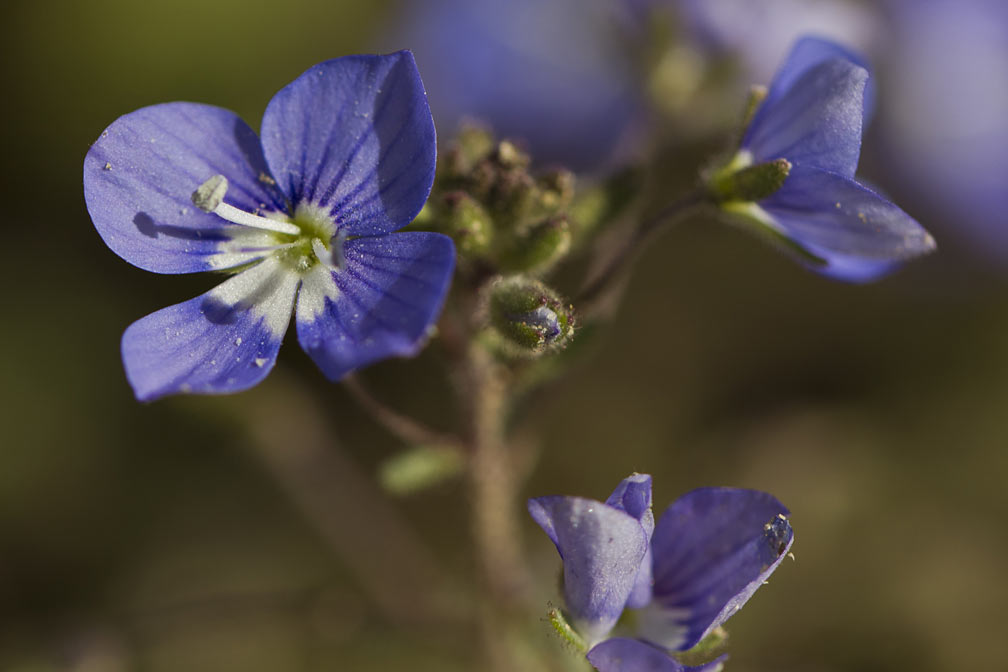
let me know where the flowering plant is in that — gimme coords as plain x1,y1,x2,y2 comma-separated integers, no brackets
78,12,944,670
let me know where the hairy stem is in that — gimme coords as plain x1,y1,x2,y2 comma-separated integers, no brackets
465,342,538,670
343,373,461,449
577,189,706,308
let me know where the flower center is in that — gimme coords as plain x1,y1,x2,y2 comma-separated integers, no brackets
192,175,340,274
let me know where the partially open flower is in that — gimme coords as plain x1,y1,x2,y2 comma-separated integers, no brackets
710,37,934,281
530,476,793,671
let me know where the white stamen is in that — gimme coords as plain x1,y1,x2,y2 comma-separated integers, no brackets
192,175,301,236
311,237,336,268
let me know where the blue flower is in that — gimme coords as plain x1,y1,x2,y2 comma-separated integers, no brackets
83,52,455,401
719,37,934,281
529,475,793,671
384,0,642,171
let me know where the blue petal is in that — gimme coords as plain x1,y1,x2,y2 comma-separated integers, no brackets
121,257,299,401
605,474,655,608
642,488,793,651
605,473,653,523
528,496,649,645
260,52,436,237
761,168,936,282
84,102,289,274
295,232,455,381
742,56,866,177
587,638,727,672
763,36,875,125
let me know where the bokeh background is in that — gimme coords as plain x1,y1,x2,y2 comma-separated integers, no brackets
2,0,1007,670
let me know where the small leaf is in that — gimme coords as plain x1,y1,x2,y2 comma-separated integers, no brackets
378,444,465,496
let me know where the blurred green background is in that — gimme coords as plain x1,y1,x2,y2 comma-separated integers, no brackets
2,1,1007,670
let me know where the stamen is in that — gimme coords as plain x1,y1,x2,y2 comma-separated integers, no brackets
311,237,337,268
192,175,300,236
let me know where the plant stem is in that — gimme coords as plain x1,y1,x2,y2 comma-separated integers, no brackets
343,374,461,449
577,189,707,308
465,341,538,671
467,343,532,604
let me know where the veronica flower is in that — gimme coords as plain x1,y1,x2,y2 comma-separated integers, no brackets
529,475,793,671
83,52,455,401
386,0,642,171
712,36,934,281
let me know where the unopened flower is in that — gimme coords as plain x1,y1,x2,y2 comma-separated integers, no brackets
84,52,455,401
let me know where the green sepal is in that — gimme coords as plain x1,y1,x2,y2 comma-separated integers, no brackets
720,201,828,267
547,607,588,654
740,84,768,134
708,155,791,204
378,444,465,496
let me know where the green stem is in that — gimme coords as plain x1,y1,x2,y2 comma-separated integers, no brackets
465,341,539,671
576,189,707,308
467,343,532,604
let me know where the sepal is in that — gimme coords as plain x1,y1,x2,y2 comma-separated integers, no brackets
707,153,791,204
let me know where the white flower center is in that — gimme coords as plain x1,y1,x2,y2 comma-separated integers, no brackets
192,174,341,274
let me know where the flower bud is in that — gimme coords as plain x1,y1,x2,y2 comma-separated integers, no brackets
498,215,572,275
440,191,494,258
487,276,575,355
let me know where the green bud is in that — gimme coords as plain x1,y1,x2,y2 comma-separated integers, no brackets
487,276,575,355
441,124,496,179
378,444,465,496
707,153,791,204
493,139,531,169
498,216,572,275
538,169,576,211
440,191,494,258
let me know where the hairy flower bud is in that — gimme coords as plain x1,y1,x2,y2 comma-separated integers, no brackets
499,216,572,275
486,276,575,355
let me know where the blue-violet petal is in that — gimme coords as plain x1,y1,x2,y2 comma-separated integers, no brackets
763,36,875,124
762,167,935,281
605,473,655,608
587,637,727,672
643,488,793,651
84,103,288,274
528,495,649,645
260,51,436,237
294,231,455,381
121,256,299,401
743,57,866,177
